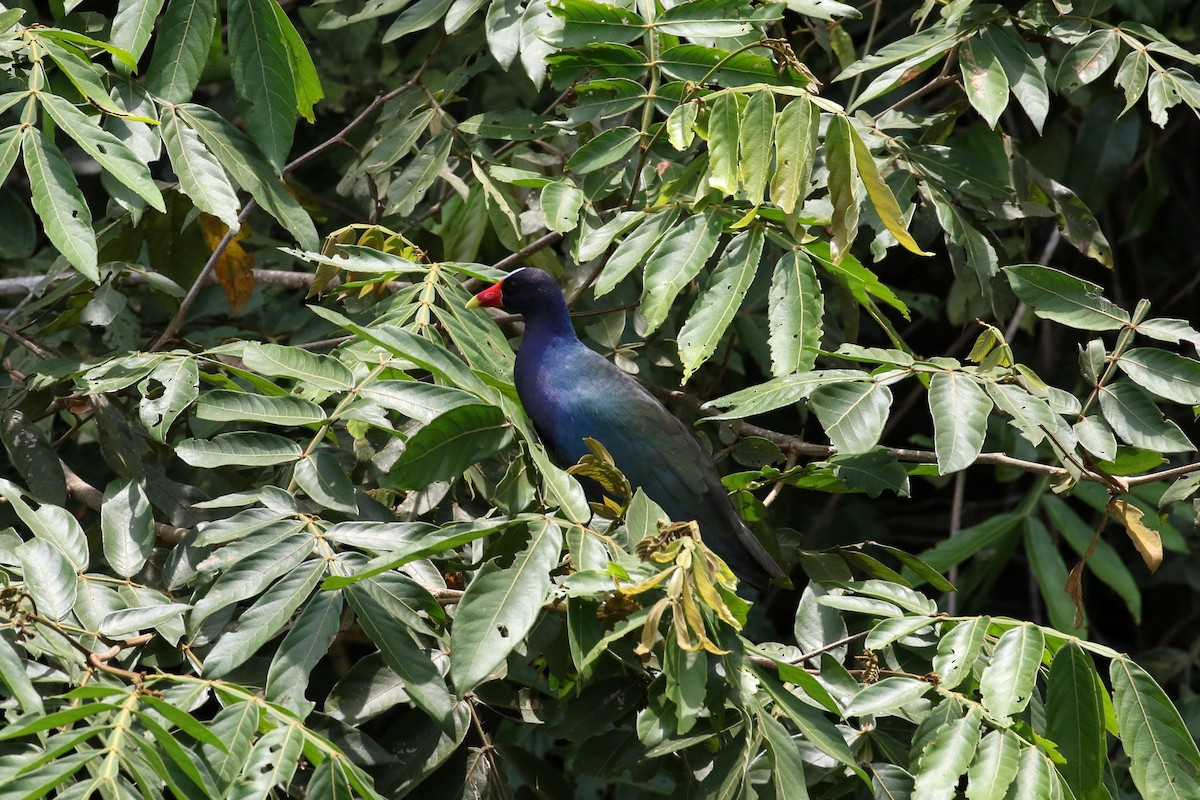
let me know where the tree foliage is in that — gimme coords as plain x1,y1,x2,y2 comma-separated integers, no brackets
1,0,1200,797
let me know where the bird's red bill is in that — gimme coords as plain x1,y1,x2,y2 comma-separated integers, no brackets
469,282,504,309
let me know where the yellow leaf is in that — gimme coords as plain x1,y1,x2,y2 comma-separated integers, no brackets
1108,498,1163,572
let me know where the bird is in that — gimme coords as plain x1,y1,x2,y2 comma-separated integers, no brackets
467,267,786,589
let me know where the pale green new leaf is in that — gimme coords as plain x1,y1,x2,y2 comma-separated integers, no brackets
640,212,724,333
1004,265,1129,331
228,0,297,169
667,101,698,150
101,479,155,578
912,708,982,800
768,249,823,376
739,90,773,206
707,92,739,195
540,180,585,233
979,623,1044,725
770,97,817,215
1117,348,1200,404
147,0,217,103
985,383,1056,447
826,116,860,264
809,379,893,454
161,107,242,232
195,390,326,425
928,372,992,474
849,122,928,256
450,519,563,693
965,730,1021,800
177,432,303,468
22,128,97,281
678,228,764,382
1098,380,1194,453
1046,642,1107,800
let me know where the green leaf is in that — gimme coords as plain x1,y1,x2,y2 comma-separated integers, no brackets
965,729,1021,800
0,410,66,506
177,103,318,249
101,479,155,578
986,383,1056,448
1098,380,1194,453
1024,517,1085,636
22,127,97,281
540,179,585,233
147,0,218,103
928,373,991,474
190,533,313,629
1110,657,1200,800
0,481,88,570
38,93,165,212
138,356,200,443
678,228,764,382
982,25,1049,132
265,591,343,711
0,633,42,715
386,404,511,489
16,538,77,621
161,107,242,233
111,0,166,67
1115,50,1150,116
228,725,304,797
39,39,128,116
271,0,324,121
826,116,860,264
768,249,823,377
912,708,982,800
640,212,724,333
959,36,1009,128
358,381,480,424
705,369,864,420
548,0,644,47
978,623,1044,725
0,124,23,187
1003,265,1129,331
228,0,297,169
241,342,355,390
1046,642,1106,800
753,664,870,783
916,510,1022,573
203,559,325,677
384,0,456,42
195,390,326,425
707,92,739,195
294,451,358,513
1057,29,1120,93
657,0,776,38
450,518,562,693
98,603,190,637
595,207,681,297
659,44,809,88
1117,347,1200,404
770,96,818,215
809,379,893,454
1134,317,1200,352
846,677,932,718
177,431,304,467
849,122,929,256
0,703,119,741
567,126,640,174
667,101,698,150
387,133,453,217
933,617,990,691
1006,745,1055,800
759,710,812,799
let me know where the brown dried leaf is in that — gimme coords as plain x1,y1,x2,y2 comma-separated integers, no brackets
1107,498,1163,572
199,213,255,312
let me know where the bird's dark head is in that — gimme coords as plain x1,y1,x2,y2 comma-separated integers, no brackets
466,267,564,317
